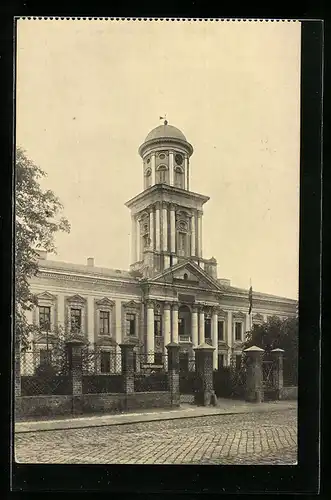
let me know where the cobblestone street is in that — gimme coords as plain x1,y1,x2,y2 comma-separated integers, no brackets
15,408,297,465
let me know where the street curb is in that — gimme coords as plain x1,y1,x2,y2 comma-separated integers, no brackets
15,402,297,434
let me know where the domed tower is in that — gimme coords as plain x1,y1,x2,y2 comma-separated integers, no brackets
125,120,215,278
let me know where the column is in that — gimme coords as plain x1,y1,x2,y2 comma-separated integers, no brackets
115,300,122,372
187,157,190,191
171,303,179,343
243,346,265,403
197,211,203,257
169,151,174,186
149,209,154,250
163,303,171,368
191,306,198,348
162,203,168,251
151,153,156,186
87,296,95,346
227,311,233,366
194,344,217,406
146,300,155,362
155,203,161,252
211,308,218,370
166,342,180,406
184,156,188,190
191,213,196,256
199,307,205,344
131,215,137,262
120,343,135,395
136,218,140,261
170,204,176,253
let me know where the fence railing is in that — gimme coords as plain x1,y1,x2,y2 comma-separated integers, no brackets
133,353,168,392
81,350,124,394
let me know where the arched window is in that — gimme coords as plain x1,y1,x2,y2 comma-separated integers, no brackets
145,168,152,189
156,165,168,184
174,166,184,188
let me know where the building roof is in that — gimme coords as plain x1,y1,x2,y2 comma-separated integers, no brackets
144,123,187,143
37,259,134,280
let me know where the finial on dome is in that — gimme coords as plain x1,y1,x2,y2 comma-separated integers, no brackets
159,114,168,125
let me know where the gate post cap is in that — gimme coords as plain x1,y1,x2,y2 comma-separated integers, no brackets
243,345,265,352
270,348,285,353
165,342,180,348
194,342,215,351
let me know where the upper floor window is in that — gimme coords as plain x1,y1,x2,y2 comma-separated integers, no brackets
154,314,162,337
156,165,168,184
126,313,136,336
39,306,51,330
218,321,224,341
235,322,242,341
70,308,82,333
99,310,110,335
174,166,184,188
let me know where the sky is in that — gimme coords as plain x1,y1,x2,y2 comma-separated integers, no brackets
16,19,301,299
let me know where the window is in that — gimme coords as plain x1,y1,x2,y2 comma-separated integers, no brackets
154,314,162,336
154,353,163,366
99,310,110,335
178,232,187,256
205,318,211,339
235,322,242,341
178,317,185,336
174,166,184,188
156,165,168,184
126,313,136,336
39,306,51,330
70,308,82,333
218,321,224,341
218,354,225,369
40,349,52,365
100,351,111,373
235,355,242,371
145,169,152,188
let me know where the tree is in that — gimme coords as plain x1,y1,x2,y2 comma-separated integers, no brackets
15,147,70,351
244,315,299,384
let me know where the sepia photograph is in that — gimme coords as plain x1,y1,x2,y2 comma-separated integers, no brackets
14,18,301,466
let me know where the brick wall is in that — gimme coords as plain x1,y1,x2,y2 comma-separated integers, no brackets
15,392,174,420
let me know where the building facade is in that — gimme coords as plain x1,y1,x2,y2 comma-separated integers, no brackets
24,122,297,374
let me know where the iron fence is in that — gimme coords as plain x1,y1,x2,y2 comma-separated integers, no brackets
20,350,72,396
81,350,124,394
134,353,169,392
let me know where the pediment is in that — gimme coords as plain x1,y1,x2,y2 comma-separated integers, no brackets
95,297,115,308
66,294,86,304
151,261,222,292
122,300,141,310
233,311,246,319
36,291,57,302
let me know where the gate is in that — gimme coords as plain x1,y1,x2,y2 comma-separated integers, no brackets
262,355,277,401
179,358,197,404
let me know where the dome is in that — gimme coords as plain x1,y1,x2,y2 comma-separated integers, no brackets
144,123,187,143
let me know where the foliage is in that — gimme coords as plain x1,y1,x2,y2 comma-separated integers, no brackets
15,147,70,351
244,316,299,385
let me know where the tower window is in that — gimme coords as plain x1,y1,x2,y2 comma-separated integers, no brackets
145,168,152,188
156,165,168,184
174,166,184,188
178,232,188,256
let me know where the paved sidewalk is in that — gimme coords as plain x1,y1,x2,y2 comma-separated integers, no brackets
15,399,297,433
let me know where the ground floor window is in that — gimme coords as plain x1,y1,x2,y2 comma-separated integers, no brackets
235,354,242,371
154,352,163,366
39,349,52,365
